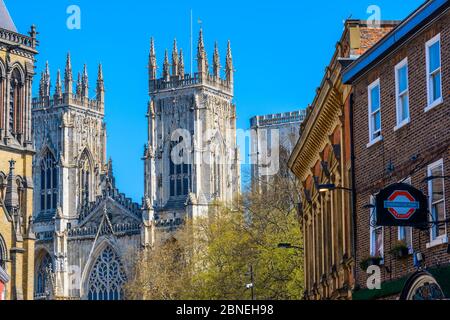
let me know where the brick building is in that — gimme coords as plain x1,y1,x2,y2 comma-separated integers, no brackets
343,0,450,300
288,20,397,300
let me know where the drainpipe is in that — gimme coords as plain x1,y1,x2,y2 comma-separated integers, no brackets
349,92,358,291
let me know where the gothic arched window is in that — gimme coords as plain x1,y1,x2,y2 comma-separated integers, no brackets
35,253,53,299
169,137,191,197
79,152,92,204
40,151,58,215
9,68,23,138
87,246,127,301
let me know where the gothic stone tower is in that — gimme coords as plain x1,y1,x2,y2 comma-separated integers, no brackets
0,0,38,300
144,31,240,240
32,57,107,223
32,57,143,300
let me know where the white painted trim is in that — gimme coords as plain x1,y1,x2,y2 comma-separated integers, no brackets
366,135,383,149
394,58,410,128
425,33,443,109
368,79,382,145
369,195,384,259
426,235,448,249
427,158,447,243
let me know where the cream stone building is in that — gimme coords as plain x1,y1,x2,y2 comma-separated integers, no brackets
143,31,241,241
31,57,145,300
0,0,38,300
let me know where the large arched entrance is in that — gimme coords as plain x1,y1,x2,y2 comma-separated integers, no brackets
86,246,127,300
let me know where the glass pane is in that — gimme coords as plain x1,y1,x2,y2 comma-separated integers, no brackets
176,179,182,196
432,72,442,101
183,177,189,195
398,66,408,93
375,228,383,257
431,166,444,202
373,111,381,132
399,227,406,241
429,41,441,72
400,94,409,121
432,202,446,238
371,85,380,112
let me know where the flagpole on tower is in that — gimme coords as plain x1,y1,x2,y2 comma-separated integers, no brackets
190,9,193,75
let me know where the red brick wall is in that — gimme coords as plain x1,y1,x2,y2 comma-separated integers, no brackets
352,12,450,290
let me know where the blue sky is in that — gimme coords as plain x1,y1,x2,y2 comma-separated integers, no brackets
7,0,424,202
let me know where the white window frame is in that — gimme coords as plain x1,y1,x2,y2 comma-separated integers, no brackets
394,58,410,130
398,177,413,253
367,79,383,147
425,33,443,112
370,196,384,260
427,159,448,248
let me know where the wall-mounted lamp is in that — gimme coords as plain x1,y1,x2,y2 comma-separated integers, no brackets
318,184,353,193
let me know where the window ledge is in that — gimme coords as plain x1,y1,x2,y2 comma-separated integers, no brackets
426,236,448,249
394,120,410,132
367,136,383,149
425,98,444,113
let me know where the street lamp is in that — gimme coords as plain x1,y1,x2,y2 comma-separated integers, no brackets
318,184,353,193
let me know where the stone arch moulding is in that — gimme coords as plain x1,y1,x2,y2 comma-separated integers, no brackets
10,63,25,84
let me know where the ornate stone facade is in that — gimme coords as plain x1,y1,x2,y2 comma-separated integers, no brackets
0,0,38,300
288,20,397,300
144,31,240,242
31,56,146,300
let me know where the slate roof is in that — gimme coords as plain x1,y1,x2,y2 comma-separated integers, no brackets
0,0,17,32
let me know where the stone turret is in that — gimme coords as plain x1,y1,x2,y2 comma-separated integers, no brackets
96,64,104,106
213,42,220,78
64,52,73,94
148,29,234,95
32,55,106,111
149,37,157,80
226,40,234,87
172,39,178,77
197,28,208,77
54,69,62,99
81,64,89,99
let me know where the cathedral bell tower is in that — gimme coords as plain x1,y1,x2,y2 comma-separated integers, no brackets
144,30,240,241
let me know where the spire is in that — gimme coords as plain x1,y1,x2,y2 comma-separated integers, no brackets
41,61,51,98
163,49,170,80
76,72,82,97
54,69,62,98
179,48,185,79
64,52,73,94
226,40,234,84
96,63,105,104
172,39,179,77
82,64,89,98
149,37,157,80
213,42,220,78
197,28,208,76
0,0,17,32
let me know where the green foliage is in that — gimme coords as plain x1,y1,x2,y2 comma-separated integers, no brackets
125,174,304,300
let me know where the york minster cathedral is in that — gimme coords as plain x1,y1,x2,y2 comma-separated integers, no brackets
0,0,240,301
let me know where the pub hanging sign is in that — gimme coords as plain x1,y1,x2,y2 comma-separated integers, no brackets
375,183,428,228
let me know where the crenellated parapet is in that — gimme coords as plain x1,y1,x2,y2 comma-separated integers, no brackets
32,54,105,112
148,29,234,95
